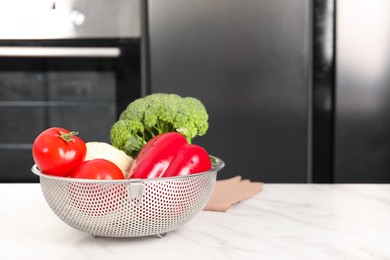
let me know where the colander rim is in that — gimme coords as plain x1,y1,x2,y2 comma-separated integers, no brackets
31,155,224,184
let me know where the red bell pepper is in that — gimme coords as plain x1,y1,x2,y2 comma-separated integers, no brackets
129,132,211,179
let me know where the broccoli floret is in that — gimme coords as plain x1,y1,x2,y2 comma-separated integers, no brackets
110,119,146,158
110,93,209,157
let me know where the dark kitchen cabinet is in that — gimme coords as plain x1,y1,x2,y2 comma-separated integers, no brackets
147,0,311,182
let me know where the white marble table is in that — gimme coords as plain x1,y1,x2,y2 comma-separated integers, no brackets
1,184,390,259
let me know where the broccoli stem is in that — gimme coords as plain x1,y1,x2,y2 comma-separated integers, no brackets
157,121,174,134
144,127,158,139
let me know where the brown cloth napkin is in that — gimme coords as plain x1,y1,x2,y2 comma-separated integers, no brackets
203,176,264,212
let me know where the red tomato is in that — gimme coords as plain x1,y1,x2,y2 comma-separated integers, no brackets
32,127,86,177
70,159,124,180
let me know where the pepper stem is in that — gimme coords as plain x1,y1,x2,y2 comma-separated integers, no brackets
58,130,79,143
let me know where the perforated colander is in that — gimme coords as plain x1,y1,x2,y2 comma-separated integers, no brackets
32,156,224,238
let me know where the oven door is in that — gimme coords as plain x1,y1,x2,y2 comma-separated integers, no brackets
0,39,141,182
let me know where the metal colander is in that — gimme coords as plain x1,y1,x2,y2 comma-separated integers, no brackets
32,156,224,238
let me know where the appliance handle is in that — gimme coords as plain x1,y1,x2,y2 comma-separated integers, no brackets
0,47,121,58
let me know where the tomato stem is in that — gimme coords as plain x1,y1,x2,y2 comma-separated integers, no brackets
58,130,79,143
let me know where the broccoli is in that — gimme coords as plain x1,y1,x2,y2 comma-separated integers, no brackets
110,93,209,157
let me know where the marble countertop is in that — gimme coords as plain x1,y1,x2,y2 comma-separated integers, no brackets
1,183,390,259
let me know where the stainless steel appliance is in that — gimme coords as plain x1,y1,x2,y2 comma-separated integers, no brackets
148,0,390,183
0,0,142,182
334,0,390,182
148,0,311,182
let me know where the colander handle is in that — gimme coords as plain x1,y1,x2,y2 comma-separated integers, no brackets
128,179,144,205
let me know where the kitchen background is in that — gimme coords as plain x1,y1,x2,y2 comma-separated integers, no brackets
1,0,389,183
